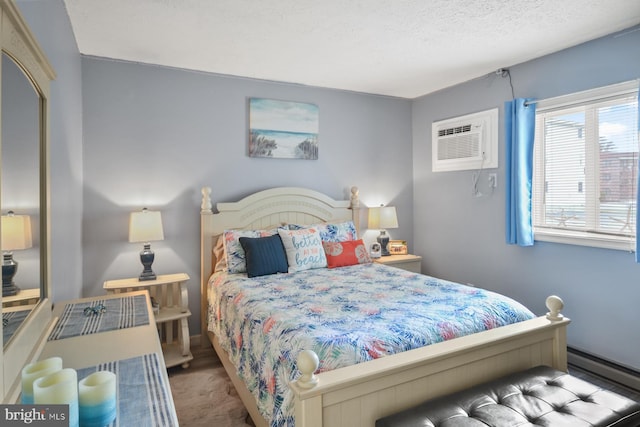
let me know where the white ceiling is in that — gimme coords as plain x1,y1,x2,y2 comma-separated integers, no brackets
62,0,640,99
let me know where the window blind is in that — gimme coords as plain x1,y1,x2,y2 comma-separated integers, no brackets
533,88,639,247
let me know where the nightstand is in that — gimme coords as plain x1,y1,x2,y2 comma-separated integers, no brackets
374,254,422,273
2,287,39,307
103,273,193,369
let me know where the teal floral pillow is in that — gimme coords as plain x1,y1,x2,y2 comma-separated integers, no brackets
287,221,357,242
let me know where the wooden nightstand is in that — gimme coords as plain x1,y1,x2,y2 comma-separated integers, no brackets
374,254,422,273
103,273,193,369
2,287,39,307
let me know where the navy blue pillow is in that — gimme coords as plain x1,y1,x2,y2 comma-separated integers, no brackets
239,234,288,277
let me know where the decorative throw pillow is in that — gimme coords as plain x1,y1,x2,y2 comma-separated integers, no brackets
239,235,288,278
322,239,372,268
223,229,278,273
277,228,327,272
288,221,357,242
213,235,227,272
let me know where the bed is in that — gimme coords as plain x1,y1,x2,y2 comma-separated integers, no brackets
200,186,570,427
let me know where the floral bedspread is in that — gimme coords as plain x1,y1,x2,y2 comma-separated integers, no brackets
207,263,534,427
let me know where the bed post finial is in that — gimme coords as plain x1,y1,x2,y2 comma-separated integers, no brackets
545,295,564,320
296,350,319,389
350,186,359,208
201,187,212,213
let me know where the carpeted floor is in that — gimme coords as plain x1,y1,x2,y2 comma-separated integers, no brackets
168,344,255,427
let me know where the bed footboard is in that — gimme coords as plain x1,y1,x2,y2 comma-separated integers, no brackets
290,296,570,427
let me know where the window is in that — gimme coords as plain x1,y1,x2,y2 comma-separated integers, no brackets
532,81,639,250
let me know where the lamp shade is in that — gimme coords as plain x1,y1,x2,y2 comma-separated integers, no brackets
1,213,33,251
368,206,398,230
128,209,164,243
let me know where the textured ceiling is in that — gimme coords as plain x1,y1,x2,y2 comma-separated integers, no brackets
62,0,640,99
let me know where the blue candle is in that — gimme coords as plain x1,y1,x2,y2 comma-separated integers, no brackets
33,368,79,427
78,371,117,427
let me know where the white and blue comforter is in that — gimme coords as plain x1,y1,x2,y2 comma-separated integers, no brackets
207,262,534,426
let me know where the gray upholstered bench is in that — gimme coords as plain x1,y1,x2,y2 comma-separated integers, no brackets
376,365,640,427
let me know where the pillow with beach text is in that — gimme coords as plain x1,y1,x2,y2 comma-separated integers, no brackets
277,228,327,272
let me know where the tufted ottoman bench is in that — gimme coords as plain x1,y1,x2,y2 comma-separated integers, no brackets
376,365,640,427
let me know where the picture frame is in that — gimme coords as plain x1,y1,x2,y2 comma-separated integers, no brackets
388,240,407,255
248,98,319,160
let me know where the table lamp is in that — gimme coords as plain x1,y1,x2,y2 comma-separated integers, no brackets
129,208,164,281
368,205,398,256
2,211,33,296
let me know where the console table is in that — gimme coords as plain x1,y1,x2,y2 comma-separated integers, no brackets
38,290,178,426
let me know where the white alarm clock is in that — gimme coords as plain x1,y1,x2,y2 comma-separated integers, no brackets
370,242,381,259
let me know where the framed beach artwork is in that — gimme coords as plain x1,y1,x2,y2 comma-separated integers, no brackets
249,98,319,159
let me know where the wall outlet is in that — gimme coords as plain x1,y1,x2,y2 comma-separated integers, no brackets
488,173,497,188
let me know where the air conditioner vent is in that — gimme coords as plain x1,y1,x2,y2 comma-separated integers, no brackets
438,124,472,137
432,108,498,172
437,128,480,161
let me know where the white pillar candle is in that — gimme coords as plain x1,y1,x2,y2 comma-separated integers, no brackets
33,368,79,427
78,371,117,427
21,356,63,404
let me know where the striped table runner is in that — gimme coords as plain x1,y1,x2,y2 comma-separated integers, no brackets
77,353,177,427
2,309,30,344
48,295,149,341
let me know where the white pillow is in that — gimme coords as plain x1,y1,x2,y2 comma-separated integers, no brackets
277,228,327,272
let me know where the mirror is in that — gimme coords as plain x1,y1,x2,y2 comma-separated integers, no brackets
1,53,42,348
1,0,55,403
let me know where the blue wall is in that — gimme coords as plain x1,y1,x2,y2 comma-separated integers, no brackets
18,0,84,302
80,58,413,333
412,26,640,370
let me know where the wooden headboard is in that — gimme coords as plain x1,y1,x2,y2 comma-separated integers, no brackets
199,186,360,338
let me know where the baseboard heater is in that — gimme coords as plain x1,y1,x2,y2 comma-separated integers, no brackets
568,347,640,392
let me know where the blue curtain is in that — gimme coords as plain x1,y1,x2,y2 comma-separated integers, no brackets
505,98,536,246
636,89,640,262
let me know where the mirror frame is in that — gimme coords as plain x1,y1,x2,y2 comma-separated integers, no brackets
0,0,55,402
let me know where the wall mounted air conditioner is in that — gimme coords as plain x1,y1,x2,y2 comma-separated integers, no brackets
432,108,498,172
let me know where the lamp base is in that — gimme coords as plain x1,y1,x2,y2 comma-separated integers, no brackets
138,271,157,281
2,253,20,296
138,244,157,281
2,282,19,297
377,230,391,256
